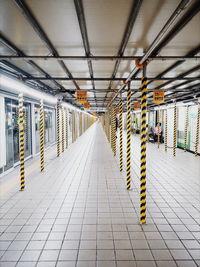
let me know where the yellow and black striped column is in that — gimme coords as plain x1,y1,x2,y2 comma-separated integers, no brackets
157,109,160,148
61,107,65,153
165,109,168,152
113,104,116,156
173,103,177,157
57,102,60,157
65,109,68,149
18,94,25,191
195,105,200,156
140,74,147,224
108,110,111,143
184,106,189,152
40,99,45,172
111,107,114,152
119,94,123,171
126,83,131,190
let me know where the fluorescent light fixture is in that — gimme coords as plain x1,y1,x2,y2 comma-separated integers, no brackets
0,74,57,104
0,74,95,117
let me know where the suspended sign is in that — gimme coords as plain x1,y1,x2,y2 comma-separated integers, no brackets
84,102,90,109
133,101,141,110
76,91,87,104
153,90,164,104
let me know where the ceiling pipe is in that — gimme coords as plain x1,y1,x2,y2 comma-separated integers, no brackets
1,55,200,61
107,0,192,108
23,77,200,81
74,0,97,107
13,0,80,95
103,0,143,106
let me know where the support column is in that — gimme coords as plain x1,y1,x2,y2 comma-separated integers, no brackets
40,99,44,172
165,109,168,152
18,94,25,191
126,83,131,190
195,105,200,156
113,104,116,156
108,110,111,143
72,111,74,143
65,109,68,149
62,107,65,152
173,103,177,157
119,94,123,171
184,106,189,152
57,102,60,157
140,70,147,224
157,109,160,148
111,107,114,152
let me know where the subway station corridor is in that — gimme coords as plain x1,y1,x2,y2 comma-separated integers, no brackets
0,0,200,266
0,123,199,267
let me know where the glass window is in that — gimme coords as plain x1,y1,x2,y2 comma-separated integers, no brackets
35,105,55,153
4,98,32,171
5,98,13,171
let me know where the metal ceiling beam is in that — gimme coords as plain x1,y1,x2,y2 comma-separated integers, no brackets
0,32,73,95
108,0,199,107
0,61,54,94
23,77,200,81
152,64,200,90
13,0,80,92
130,44,200,98
1,55,200,61
151,0,200,56
104,0,143,106
74,0,97,106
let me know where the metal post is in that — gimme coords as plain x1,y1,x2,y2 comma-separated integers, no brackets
18,94,25,190
126,83,131,190
108,110,111,143
165,109,168,152
119,94,123,171
113,104,116,156
40,99,44,171
61,107,65,152
195,105,200,156
140,68,147,224
111,107,114,152
173,102,177,157
157,110,160,148
157,109,160,148
184,106,189,152
65,109,68,148
57,102,60,157
72,111,74,143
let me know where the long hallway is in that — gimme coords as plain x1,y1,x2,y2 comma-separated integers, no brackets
0,123,199,267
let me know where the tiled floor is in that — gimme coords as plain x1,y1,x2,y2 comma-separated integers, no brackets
0,122,199,267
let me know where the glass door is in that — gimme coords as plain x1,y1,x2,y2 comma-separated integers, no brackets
4,98,32,171
5,98,14,171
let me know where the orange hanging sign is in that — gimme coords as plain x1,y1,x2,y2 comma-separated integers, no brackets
76,91,87,104
153,90,164,104
84,102,90,109
133,101,141,110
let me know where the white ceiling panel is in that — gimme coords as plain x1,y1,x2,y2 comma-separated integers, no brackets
26,0,85,56
124,0,182,56
0,0,48,55
83,0,133,55
94,81,110,89
160,15,200,56
92,61,116,77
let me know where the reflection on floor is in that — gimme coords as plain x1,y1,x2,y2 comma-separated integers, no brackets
0,123,199,267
